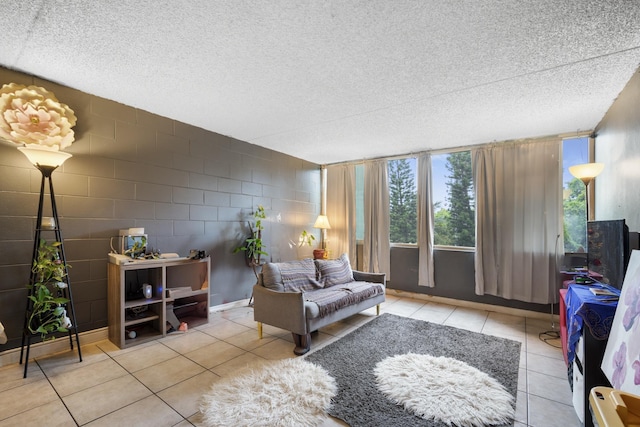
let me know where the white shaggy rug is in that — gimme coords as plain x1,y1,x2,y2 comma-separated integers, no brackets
200,358,337,427
374,353,515,427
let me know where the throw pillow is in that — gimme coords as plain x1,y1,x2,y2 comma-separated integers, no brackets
261,263,284,291
279,258,322,292
315,253,354,287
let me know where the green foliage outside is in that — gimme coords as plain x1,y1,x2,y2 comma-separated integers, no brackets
389,159,417,243
564,178,587,252
435,151,475,247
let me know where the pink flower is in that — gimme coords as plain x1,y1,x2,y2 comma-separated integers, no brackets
0,83,76,149
612,342,627,389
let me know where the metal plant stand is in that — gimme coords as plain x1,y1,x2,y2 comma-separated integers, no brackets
19,163,82,378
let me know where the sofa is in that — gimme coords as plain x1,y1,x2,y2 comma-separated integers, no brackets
253,254,386,355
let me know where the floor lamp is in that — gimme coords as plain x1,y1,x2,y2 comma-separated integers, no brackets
569,162,605,270
18,147,82,378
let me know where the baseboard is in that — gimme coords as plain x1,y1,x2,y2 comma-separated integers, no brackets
209,298,251,312
0,327,109,368
386,289,559,323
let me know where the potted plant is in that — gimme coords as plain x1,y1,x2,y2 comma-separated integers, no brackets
27,239,72,341
234,205,268,278
299,230,316,247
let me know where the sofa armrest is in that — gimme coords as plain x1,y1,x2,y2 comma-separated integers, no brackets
352,270,386,285
252,284,308,335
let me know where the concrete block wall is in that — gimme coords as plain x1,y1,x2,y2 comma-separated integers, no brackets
0,66,321,350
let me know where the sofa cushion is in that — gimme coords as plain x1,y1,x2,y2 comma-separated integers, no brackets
315,253,354,287
261,258,321,292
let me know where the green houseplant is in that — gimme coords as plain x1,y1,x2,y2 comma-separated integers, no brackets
27,239,72,341
234,205,268,278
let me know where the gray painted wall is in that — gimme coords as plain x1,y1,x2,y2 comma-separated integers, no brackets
388,247,553,313
0,66,321,350
594,68,640,229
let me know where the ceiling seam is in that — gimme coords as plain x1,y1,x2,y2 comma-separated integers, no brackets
10,0,47,66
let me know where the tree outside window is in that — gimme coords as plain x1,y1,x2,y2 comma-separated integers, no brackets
432,151,475,247
563,137,589,252
388,158,417,244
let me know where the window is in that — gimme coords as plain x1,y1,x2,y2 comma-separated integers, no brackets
388,158,417,244
432,151,475,248
562,137,589,253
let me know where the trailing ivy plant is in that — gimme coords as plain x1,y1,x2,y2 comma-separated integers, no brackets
234,205,268,278
27,239,72,341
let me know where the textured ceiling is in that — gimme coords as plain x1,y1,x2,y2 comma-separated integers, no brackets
1,1,639,164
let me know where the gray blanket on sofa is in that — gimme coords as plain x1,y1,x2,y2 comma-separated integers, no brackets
305,282,384,317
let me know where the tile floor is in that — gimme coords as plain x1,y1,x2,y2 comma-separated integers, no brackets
0,293,580,427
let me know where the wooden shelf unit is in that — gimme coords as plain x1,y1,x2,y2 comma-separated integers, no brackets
108,257,210,349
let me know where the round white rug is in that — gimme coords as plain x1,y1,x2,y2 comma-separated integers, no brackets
200,358,337,427
374,353,515,427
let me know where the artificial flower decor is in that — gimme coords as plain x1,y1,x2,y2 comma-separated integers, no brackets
0,83,76,149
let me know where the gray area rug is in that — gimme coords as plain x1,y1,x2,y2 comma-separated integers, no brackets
305,313,521,427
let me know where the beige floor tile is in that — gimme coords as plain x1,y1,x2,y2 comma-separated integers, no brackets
0,399,75,427
160,330,218,354
526,331,564,360
113,342,180,372
36,343,108,375
210,351,269,377
84,395,183,427
260,323,290,338
224,328,276,351
184,340,246,369
0,378,59,421
134,355,205,392
250,337,298,360
198,319,252,340
527,394,580,427
527,352,570,380
527,370,574,406
409,305,454,324
158,370,220,418
0,362,45,393
443,309,488,332
63,375,152,425
48,357,128,397
381,299,425,317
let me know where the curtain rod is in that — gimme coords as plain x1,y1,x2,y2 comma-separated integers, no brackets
322,130,593,167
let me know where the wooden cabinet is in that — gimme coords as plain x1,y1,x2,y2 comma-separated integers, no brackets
108,257,210,348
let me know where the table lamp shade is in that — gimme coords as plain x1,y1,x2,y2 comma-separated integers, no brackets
314,215,331,230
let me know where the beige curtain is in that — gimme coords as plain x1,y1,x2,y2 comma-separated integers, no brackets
473,138,563,304
325,164,356,265
417,154,435,287
363,160,390,277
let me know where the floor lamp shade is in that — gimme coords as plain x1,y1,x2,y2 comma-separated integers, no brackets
568,162,604,184
18,146,72,168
